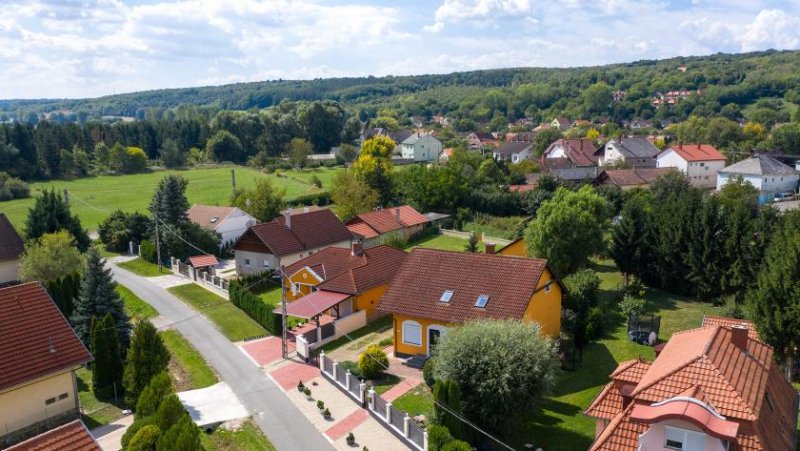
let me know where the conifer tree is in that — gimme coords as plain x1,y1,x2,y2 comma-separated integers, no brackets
124,321,170,406
154,395,186,431
72,248,130,348
610,192,651,283
156,413,201,451
135,372,174,419
91,313,123,398
149,175,189,226
24,188,90,251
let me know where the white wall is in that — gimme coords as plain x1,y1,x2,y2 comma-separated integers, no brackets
217,209,256,246
718,172,799,194
403,136,441,162
599,143,625,166
685,160,724,188
0,259,20,284
235,240,351,275
637,419,728,451
656,149,688,172
546,144,568,159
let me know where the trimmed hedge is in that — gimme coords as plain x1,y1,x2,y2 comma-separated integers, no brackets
229,279,282,335
290,191,331,207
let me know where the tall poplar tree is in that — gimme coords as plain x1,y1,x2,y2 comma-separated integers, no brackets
124,320,170,406
91,313,124,397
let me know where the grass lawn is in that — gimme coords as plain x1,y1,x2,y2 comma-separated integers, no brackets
370,373,402,395
167,284,266,341
161,329,218,391
76,368,125,429
462,214,525,241
257,286,283,308
117,258,169,277
318,316,393,354
117,284,158,321
404,234,484,253
506,259,725,451
0,165,343,231
201,420,276,451
393,383,435,419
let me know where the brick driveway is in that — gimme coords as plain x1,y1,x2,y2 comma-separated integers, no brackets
240,336,295,367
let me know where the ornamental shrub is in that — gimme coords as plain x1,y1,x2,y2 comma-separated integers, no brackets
358,344,388,379
422,358,436,387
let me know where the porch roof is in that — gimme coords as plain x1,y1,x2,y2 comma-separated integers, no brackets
274,290,351,319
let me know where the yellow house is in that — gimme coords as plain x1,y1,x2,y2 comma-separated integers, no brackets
283,243,408,320
496,237,527,257
378,248,562,357
0,283,93,448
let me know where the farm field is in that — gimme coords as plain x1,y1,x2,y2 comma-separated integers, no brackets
0,165,342,231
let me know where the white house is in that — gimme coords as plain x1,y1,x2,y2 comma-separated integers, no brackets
187,204,257,247
655,143,726,188
493,142,533,163
401,133,442,162
0,214,23,284
716,154,799,196
597,137,659,167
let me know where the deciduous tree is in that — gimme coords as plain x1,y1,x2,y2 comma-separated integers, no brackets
19,231,84,283
330,171,378,221
230,178,286,222
354,136,394,205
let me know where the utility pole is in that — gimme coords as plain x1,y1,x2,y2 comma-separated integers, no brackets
155,212,162,273
280,265,288,359
231,168,236,197
63,189,69,205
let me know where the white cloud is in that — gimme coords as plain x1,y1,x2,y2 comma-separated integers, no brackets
427,0,532,31
739,9,800,51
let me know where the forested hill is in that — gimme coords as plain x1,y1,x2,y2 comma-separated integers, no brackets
3,49,800,119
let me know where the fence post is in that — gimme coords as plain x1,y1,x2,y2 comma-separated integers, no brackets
319,352,326,372
345,370,352,390
423,430,429,451
385,401,392,423
359,382,367,406
332,361,338,382
403,412,410,437
368,388,376,411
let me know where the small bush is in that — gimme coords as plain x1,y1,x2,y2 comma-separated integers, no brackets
423,358,436,387
358,345,389,379
585,306,605,341
139,239,157,263
121,417,155,449
442,440,472,451
338,360,363,378
378,336,393,348
127,424,161,451
427,424,452,451
619,295,647,318
310,174,322,188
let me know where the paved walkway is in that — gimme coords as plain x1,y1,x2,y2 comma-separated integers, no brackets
92,415,134,451
240,336,295,367
111,264,333,451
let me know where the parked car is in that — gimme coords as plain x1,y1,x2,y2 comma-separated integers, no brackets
774,192,794,202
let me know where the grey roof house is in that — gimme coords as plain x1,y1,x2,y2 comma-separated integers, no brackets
716,154,799,198
597,137,659,167
493,142,533,163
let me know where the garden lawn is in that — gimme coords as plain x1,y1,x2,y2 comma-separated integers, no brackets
506,259,725,451
167,284,266,341
76,368,125,429
318,316,392,354
117,258,169,277
201,420,276,451
161,329,218,391
0,166,343,231
117,284,157,321
393,383,435,419
462,214,525,240
404,234,484,253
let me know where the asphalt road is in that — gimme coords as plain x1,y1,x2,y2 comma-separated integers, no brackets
111,265,334,451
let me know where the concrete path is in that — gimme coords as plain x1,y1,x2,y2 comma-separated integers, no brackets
92,415,133,451
110,265,333,451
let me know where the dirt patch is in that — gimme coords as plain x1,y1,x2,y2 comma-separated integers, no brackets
168,356,193,392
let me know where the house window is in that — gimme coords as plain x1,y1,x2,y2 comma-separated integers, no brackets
665,426,705,451
440,290,454,302
45,397,56,405
544,282,551,293
263,260,270,269
699,162,704,167
402,320,422,346
475,295,489,308
245,258,251,267
58,393,68,400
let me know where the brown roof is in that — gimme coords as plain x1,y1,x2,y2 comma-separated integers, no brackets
378,248,554,324
0,213,24,262
186,204,236,230
346,206,429,238
587,324,798,451
544,138,598,167
593,167,676,187
0,282,92,390
662,143,726,162
187,254,219,268
286,245,408,295
7,420,100,451
233,209,352,257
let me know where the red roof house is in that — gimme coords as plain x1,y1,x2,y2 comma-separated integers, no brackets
7,420,99,451
655,143,726,188
543,138,599,167
585,321,798,451
345,205,429,248
0,283,93,448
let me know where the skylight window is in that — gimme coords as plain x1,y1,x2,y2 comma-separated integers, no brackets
440,290,453,302
475,295,489,308
209,216,219,223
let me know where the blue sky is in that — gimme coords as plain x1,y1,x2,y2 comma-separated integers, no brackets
0,0,798,99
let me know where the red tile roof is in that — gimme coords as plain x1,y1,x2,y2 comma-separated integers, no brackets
0,213,24,262
663,143,725,162
509,184,537,193
593,168,676,187
279,290,351,319
187,254,218,268
233,209,352,257
587,323,798,451
7,420,100,451
0,282,92,391
701,315,758,339
377,248,555,324
186,204,236,230
285,245,408,295
544,138,598,167
345,206,429,238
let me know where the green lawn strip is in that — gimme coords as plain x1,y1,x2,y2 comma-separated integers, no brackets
76,368,125,429
201,420,276,451
117,258,169,277
317,316,392,354
392,383,435,419
0,166,344,231
404,234,485,253
507,259,723,450
160,329,218,390
255,286,303,328
167,284,266,341
369,373,402,395
116,284,157,321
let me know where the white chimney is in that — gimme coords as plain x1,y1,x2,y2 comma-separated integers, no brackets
285,207,292,229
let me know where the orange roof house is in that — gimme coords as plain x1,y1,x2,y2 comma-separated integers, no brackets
585,321,798,451
282,243,408,320
0,283,93,448
345,206,429,248
496,237,527,257
378,248,562,357
655,143,726,188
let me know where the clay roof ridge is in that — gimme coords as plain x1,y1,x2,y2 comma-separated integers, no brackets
589,403,636,451
695,355,758,420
